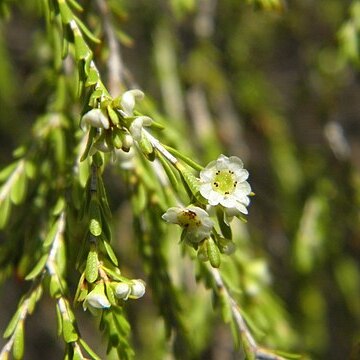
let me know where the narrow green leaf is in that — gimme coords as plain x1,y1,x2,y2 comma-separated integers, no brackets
206,238,221,268
107,106,119,126
80,127,96,162
43,220,60,248
3,307,22,338
58,0,73,24
28,285,43,314
67,0,83,12
216,208,232,240
0,162,17,181
24,161,36,179
85,248,99,283
62,319,79,343
74,32,90,61
105,283,117,305
157,152,178,190
12,322,24,360
0,195,11,229
10,170,27,205
163,145,203,171
103,241,118,266
55,303,63,337
25,255,48,280
49,276,62,298
78,338,102,360
53,198,65,216
180,169,206,204
85,66,99,87
73,15,101,43
139,137,154,160
89,198,102,237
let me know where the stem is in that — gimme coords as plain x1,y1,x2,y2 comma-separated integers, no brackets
209,267,286,360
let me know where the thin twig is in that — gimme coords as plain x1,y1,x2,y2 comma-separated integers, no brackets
209,267,286,360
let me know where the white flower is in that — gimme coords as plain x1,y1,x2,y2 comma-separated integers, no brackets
83,284,111,315
81,108,110,130
162,206,214,243
199,154,251,215
120,89,144,116
129,116,153,141
130,279,146,299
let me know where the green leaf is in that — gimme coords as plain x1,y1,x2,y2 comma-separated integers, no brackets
25,254,48,280
107,106,119,126
58,0,73,24
24,161,36,179
53,198,65,216
85,248,99,283
206,238,220,268
78,338,102,360
55,304,63,337
3,307,22,338
0,195,11,229
85,66,99,87
62,319,79,343
157,152,179,190
163,145,203,171
28,285,43,314
80,127,96,162
103,241,118,266
138,137,154,160
10,169,27,205
89,198,102,237
0,162,17,182
216,208,232,240
43,219,60,248
180,169,206,204
105,282,117,305
49,276,62,298
73,15,101,43
74,32,91,61
12,321,24,360
67,0,84,12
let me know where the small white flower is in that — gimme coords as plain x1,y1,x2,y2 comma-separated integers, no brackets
114,282,131,299
162,206,214,243
199,154,251,215
83,284,111,315
130,279,146,299
81,108,110,130
129,116,153,141
120,89,144,116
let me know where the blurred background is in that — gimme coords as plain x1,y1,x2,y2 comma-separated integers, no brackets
0,0,360,359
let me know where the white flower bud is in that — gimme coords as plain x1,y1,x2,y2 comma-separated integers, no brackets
81,108,110,130
130,279,146,299
129,116,153,141
83,283,111,315
115,282,131,300
120,89,144,116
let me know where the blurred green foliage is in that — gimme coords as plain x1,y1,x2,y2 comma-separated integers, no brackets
0,0,360,359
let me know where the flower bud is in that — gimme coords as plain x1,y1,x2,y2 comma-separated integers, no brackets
114,282,131,300
83,283,111,315
121,89,144,116
130,279,146,299
81,108,110,130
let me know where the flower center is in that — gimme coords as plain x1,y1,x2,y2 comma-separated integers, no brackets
212,170,237,195
177,210,201,229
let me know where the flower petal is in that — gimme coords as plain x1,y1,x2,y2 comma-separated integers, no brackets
162,207,182,223
121,89,144,116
